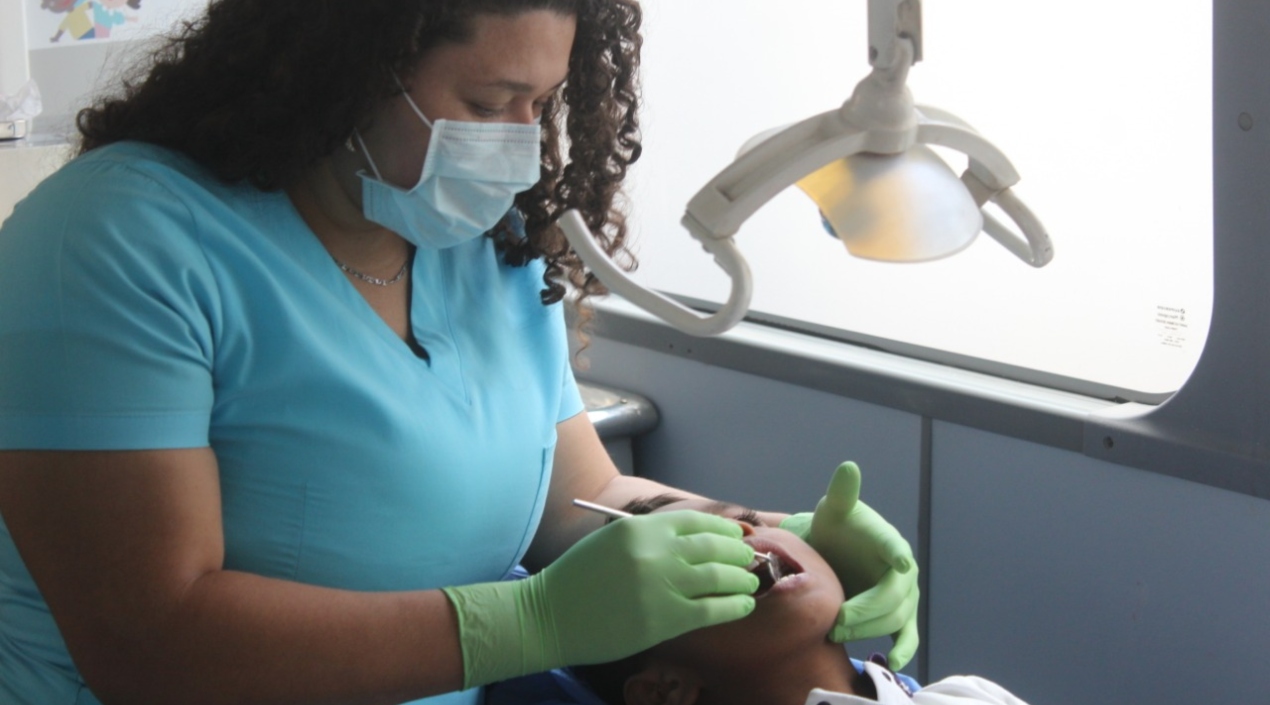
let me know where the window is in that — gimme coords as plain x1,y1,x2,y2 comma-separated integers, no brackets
625,0,1212,399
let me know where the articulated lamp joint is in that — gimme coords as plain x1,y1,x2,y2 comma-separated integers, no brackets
839,38,919,155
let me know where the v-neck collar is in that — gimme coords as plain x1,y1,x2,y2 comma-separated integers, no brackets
267,190,471,402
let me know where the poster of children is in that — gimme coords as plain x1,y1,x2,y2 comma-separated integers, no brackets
23,0,207,48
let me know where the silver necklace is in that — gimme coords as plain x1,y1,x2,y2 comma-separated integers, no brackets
333,257,410,287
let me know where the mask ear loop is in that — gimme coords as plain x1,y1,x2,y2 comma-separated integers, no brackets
393,73,435,129
352,129,384,181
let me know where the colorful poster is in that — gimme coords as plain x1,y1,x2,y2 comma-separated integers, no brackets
24,0,207,49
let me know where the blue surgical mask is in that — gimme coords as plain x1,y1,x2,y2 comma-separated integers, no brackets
355,89,542,249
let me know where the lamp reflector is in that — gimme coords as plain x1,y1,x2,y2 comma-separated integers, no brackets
797,145,983,262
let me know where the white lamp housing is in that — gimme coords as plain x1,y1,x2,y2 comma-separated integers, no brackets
559,0,1053,336
805,146,983,262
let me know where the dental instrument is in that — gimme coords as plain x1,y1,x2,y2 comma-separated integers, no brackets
571,498,634,521
570,498,783,584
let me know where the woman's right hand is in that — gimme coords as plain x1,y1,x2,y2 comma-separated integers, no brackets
443,510,759,687
537,509,759,662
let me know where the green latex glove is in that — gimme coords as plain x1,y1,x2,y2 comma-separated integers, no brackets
780,461,920,669
443,510,759,689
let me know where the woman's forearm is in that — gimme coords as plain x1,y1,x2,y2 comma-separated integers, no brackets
0,449,467,705
86,570,463,705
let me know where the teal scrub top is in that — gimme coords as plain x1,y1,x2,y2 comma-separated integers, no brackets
0,141,584,705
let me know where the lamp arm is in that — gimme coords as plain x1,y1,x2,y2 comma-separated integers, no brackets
686,111,871,239
980,187,1054,268
914,105,1020,188
557,209,754,336
694,40,928,239
915,105,1053,267
869,0,923,68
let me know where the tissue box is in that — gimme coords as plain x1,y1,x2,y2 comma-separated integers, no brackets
1,80,42,141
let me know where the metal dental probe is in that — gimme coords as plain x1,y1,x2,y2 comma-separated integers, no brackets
572,498,634,520
570,498,783,583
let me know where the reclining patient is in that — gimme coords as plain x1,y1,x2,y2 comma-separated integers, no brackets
568,494,1031,705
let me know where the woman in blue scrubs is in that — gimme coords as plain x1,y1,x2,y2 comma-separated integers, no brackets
0,2,918,704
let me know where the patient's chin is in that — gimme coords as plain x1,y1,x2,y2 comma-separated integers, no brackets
751,568,847,644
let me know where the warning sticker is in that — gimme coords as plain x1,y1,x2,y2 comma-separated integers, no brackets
1155,305,1189,349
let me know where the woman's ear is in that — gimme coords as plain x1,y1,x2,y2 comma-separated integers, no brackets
622,664,702,705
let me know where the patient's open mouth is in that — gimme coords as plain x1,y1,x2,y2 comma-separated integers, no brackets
747,546,803,598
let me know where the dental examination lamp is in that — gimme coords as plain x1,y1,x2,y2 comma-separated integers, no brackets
559,0,1053,336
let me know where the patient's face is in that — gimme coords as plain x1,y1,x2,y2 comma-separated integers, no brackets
646,499,845,671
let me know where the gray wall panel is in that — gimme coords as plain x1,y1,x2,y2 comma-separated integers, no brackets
929,422,1270,705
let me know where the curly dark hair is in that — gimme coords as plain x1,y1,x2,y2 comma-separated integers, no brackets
76,0,642,315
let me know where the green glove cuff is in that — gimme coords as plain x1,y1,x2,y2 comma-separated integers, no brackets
442,577,558,690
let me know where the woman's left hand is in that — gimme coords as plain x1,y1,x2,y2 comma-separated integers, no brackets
780,461,919,670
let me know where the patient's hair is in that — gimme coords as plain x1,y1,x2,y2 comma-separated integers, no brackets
570,493,687,705
619,493,686,517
